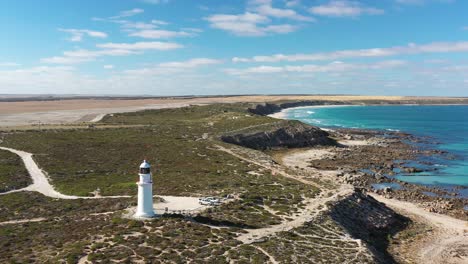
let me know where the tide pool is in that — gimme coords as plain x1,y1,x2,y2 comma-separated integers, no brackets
283,105,468,188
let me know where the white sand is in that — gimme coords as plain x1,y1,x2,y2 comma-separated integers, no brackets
155,195,207,214
338,139,370,146
281,148,334,169
268,104,357,121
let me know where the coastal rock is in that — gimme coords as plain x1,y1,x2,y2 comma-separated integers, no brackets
329,190,409,263
403,167,424,173
221,120,337,150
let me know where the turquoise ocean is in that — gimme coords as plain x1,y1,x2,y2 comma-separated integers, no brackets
282,105,468,194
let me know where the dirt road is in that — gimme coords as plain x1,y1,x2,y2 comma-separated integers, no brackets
370,194,468,264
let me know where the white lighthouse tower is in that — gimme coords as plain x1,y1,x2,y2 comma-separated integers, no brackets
135,160,155,218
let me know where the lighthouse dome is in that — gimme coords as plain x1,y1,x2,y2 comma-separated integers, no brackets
139,160,151,174
140,160,151,169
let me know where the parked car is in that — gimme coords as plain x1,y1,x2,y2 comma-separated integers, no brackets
199,197,221,206
199,198,211,205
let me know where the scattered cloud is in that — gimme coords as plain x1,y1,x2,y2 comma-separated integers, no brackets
232,41,468,62
206,12,299,36
41,55,95,64
59,29,107,42
103,65,114,69
309,1,384,17
158,58,223,68
0,62,21,67
120,21,158,30
206,0,313,36
96,41,182,51
110,8,144,19
224,60,406,75
2,60,466,96
249,0,314,22
41,41,182,64
129,29,194,39
94,9,193,40
124,58,222,75
285,0,301,8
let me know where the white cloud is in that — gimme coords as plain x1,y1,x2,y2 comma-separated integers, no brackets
129,29,194,39
111,8,144,19
158,58,223,68
41,48,139,64
232,41,468,63
124,58,222,75
59,29,107,42
205,12,299,36
41,42,182,64
0,62,21,67
309,1,384,17
121,21,158,30
225,60,407,75
97,41,183,51
2,61,467,96
103,65,114,69
264,24,298,33
285,0,301,7
93,9,169,34
113,19,169,32
206,0,312,36
250,0,314,22
41,56,95,64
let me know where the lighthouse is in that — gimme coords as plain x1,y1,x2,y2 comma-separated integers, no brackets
135,160,155,218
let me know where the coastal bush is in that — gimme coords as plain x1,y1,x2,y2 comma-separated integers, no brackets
0,149,31,193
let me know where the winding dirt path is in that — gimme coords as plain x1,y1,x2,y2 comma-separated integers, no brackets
214,145,356,245
370,194,468,264
215,145,324,189
237,184,353,244
0,217,47,226
0,146,130,200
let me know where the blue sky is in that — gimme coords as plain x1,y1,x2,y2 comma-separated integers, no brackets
1,0,468,96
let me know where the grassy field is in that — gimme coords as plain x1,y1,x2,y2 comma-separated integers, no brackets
1,104,279,196
1,104,320,227
0,103,328,262
0,103,407,263
0,149,31,193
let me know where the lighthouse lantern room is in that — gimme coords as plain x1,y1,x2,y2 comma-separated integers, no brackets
135,160,155,218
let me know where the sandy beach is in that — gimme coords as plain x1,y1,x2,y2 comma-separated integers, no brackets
268,104,358,119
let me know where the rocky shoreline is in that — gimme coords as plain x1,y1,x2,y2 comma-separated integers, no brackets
306,127,468,220
248,101,467,221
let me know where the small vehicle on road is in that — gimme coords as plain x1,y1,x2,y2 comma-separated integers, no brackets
199,197,221,206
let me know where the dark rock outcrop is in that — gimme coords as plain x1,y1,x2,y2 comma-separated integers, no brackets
329,190,409,264
221,121,337,150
